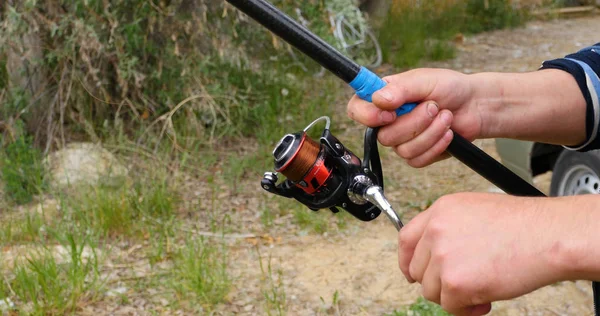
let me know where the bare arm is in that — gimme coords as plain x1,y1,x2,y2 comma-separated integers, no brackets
473,69,586,146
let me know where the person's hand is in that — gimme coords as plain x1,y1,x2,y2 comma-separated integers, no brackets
347,68,482,167
399,193,578,316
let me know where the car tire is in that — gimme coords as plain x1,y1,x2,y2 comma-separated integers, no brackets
550,149,600,196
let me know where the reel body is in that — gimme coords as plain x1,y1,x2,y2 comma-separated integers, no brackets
261,117,384,222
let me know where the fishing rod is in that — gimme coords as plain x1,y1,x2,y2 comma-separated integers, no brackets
226,0,545,231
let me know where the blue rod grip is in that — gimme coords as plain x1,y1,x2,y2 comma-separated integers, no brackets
349,67,417,116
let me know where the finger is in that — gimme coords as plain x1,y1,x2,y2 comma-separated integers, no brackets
378,101,439,147
406,129,454,168
441,304,491,316
469,304,492,316
395,110,453,159
428,152,452,165
408,238,431,283
398,210,433,283
347,94,397,127
441,285,492,316
372,71,437,110
421,260,442,304
440,295,471,316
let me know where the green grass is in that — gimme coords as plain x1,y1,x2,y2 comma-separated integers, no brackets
259,252,287,316
379,0,526,68
73,187,137,238
170,236,231,310
0,213,45,245
293,209,330,234
66,176,177,238
387,297,450,316
6,232,101,315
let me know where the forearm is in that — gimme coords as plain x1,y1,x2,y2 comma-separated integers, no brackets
471,70,587,146
542,195,600,282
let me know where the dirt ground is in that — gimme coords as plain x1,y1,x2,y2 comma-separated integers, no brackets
224,15,600,316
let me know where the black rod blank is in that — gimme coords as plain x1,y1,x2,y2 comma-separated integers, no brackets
448,134,544,196
226,0,360,82
226,0,545,197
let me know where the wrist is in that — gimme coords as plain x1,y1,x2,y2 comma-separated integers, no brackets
466,72,519,139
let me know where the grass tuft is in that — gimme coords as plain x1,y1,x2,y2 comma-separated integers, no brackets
6,232,100,315
387,297,450,316
259,252,287,316
171,236,231,309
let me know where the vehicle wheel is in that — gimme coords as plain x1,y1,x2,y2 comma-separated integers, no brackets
550,150,600,196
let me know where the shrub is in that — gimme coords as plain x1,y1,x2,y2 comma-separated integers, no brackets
0,0,339,152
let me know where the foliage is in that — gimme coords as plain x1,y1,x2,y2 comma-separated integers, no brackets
380,0,527,68
0,0,341,153
387,297,450,316
67,177,177,238
1,136,46,204
6,233,100,315
463,0,526,33
171,236,231,309
259,252,287,316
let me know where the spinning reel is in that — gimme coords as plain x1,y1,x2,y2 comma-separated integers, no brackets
261,117,403,230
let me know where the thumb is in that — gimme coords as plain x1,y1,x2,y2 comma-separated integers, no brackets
372,74,436,111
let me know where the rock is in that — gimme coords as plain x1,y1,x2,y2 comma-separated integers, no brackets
0,298,15,311
46,143,128,189
106,286,128,297
30,198,60,221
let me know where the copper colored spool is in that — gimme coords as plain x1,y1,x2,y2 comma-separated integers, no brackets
277,134,320,182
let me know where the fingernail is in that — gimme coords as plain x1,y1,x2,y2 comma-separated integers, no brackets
427,102,439,118
441,112,452,125
380,111,396,124
377,90,393,102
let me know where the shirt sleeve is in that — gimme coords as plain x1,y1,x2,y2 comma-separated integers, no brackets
539,43,600,152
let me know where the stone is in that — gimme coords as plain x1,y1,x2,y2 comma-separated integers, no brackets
45,143,128,189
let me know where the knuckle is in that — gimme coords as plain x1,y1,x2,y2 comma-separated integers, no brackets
431,246,449,262
398,230,411,249
432,194,457,210
426,221,446,239
442,272,464,295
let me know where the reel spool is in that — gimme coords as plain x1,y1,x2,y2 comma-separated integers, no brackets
261,116,385,222
274,132,331,195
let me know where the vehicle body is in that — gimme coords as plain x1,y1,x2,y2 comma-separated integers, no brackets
495,139,600,196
